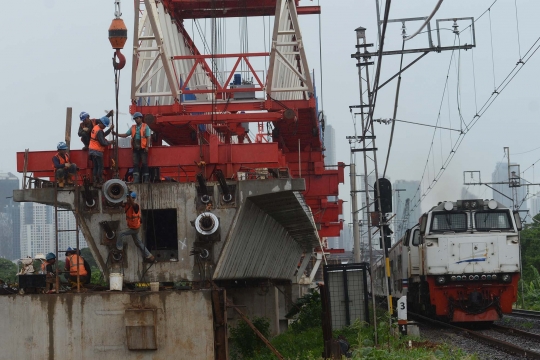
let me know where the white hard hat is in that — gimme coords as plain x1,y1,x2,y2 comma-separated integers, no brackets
34,253,46,260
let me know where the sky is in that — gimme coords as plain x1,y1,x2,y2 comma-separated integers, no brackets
1,0,540,222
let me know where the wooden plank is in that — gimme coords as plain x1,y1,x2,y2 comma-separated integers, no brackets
65,107,72,154
229,302,284,360
212,289,228,360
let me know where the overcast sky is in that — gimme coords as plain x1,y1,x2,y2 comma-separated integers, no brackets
1,0,539,220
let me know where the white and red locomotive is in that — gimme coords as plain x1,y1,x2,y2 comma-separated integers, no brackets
373,199,522,322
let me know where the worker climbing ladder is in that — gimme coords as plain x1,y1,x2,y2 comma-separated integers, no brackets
53,107,82,293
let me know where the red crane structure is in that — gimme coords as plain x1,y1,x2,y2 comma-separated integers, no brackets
17,0,344,239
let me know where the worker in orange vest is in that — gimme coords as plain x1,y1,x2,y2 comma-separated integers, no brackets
113,112,150,183
89,116,115,187
64,247,90,285
52,142,77,188
117,191,155,263
79,110,113,150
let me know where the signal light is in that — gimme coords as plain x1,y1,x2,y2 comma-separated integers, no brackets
374,178,392,213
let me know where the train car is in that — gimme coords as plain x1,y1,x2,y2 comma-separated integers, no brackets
372,231,410,303
374,199,522,322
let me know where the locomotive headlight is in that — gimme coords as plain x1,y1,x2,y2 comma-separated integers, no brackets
469,275,474,280
492,274,497,280
487,275,492,280
474,275,479,280
502,274,512,283
436,276,446,284
451,276,456,281
481,275,486,280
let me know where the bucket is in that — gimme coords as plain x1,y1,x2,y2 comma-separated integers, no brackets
109,273,123,291
150,282,159,292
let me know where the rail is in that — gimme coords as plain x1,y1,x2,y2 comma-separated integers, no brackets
509,309,540,320
409,311,540,359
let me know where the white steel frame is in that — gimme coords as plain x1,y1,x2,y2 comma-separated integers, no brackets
266,0,313,101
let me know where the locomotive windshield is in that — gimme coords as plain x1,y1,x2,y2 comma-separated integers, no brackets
474,210,513,231
431,212,467,232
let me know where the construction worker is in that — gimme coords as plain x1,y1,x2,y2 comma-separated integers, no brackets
52,142,77,188
89,116,115,187
117,191,155,263
79,110,114,150
64,247,90,285
113,112,150,183
42,253,56,293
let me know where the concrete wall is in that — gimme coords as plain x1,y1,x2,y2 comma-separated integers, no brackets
0,291,214,360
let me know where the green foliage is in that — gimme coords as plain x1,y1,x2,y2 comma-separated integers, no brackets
0,258,17,283
518,214,540,309
90,267,107,286
79,248,97,268
229,316,271,359
348,314,476,360
287,289,322,333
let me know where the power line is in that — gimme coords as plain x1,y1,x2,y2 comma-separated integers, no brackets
407,34,540,217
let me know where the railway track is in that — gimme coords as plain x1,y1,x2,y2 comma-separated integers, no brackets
509,309,540,320
492,324,540,342
409,312,540,359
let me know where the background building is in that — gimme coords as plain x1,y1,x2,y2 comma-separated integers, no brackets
20,203,87,260
0,172,20,260
393,179,421,240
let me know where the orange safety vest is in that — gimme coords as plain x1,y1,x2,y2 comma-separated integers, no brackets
67,254,88,276
125,203,141,229
131,123,148,149
52,152,70,170
89,124,106,152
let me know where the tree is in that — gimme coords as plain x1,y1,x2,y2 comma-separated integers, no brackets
519,214,540,281
79,248,97,268
0,258,17,283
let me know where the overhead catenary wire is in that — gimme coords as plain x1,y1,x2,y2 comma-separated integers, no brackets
403,0,444,41
382,40,405,178
407,34,540,218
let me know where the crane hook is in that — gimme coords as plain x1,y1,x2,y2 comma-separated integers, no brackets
113,49,126,70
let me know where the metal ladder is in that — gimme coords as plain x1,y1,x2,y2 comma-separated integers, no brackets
53,175,82,293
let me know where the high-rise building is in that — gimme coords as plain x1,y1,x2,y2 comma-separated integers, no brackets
530,192,540,218
491,162,528,212
393,180,422,238
20,203,87,260
323,124,336,169
0,172,20,260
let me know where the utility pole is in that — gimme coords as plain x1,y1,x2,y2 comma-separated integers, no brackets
350,159,360,263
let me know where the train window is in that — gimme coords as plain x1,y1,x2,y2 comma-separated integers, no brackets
412,230,420,246
431,212,467,232
474,210,513,231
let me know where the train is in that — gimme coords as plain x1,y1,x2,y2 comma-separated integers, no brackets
373,199,522,322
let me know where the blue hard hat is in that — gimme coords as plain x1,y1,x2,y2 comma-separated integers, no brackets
132,112,143,119
57,141,68,150
66,247,74,252
130,191,137,199
99,116,110,127
79,112,90,122
46,253,56,261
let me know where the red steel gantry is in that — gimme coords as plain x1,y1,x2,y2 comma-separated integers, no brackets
16,0,344,238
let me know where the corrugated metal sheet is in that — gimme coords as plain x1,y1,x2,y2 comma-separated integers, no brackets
214,189,319,280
